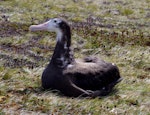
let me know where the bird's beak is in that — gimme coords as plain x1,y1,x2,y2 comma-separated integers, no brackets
29,21,49,31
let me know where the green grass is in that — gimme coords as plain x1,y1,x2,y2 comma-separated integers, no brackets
0,0,150,114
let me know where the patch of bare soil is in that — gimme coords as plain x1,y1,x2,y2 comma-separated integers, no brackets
0,21,53,68
0,42,52,68
0,21,29,37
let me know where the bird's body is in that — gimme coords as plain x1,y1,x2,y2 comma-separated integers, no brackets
29,18,122,97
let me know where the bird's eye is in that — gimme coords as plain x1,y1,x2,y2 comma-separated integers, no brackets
54,20,57,23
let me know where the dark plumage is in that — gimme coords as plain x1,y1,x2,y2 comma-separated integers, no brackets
29,18,122,97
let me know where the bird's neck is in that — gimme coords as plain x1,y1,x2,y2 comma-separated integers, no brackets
50,33,74,68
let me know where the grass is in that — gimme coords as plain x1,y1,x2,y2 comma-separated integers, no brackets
0,0,150,114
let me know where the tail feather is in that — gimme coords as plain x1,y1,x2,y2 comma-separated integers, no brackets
90,77,123,97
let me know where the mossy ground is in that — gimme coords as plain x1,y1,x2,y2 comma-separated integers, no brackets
0,0,150,114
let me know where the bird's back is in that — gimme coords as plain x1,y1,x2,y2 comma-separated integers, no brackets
63,57,121,91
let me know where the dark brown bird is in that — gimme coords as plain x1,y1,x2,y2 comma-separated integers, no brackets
29,18,122,97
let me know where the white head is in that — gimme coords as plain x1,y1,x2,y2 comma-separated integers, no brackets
29,18,69,41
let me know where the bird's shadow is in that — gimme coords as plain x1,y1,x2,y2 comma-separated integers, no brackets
8,86,119,99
